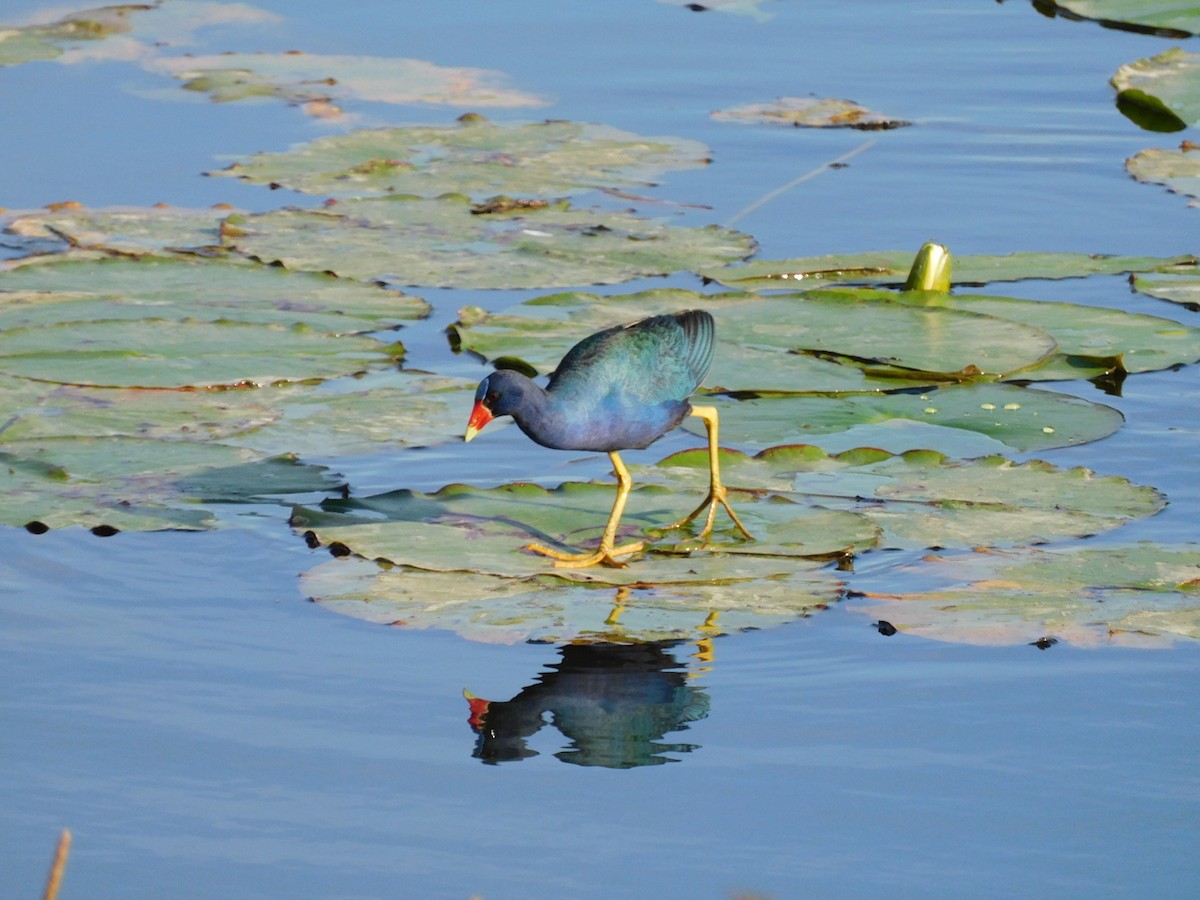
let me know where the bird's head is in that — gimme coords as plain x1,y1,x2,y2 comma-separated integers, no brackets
465,371,527,442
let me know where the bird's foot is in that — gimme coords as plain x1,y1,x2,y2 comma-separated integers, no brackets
524,540,645,569
664,485,755,542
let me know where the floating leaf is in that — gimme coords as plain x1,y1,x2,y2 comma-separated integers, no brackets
211,118,711,198
303,556,842,645
0,317,401,388
149,52,545,115
1127,145,1200,202
712,96,910,130
3,205,238,255
1035,2,1200,36
450,289,1058,390
700,250,1197,291
847,544,1200,647
0,5,145,67
1131,272,1200,309
1112,48,1200,131
0,254,429,332
706,382,1124,453
226,198,755,290
646,446,1165,550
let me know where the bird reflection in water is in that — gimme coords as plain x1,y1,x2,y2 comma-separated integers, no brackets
464,640,713,768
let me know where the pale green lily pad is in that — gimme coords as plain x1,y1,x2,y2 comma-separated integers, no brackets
0,254,429,332
292,479,878,583
1131,272,1200,309
646,446,1165,550
0,317,402,388
712,96,910,130
1127,146,1200,202
1,437,339,531
0,5,144,67
3,205,238,254
704,382,1124,453
303,557,843,645
450,289,1058,389
1037,2,1200,35
211,118,711,199
701,250,1198,291
1112,48,1200,131
847,544,1200,647
149,52,545,115
225,198,755,290
823,286,1200,381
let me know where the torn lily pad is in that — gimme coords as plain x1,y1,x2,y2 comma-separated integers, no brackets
149,52,545,116
303,557,842,644
224,197,755,290
712,96,910,130
211,118,712,198
846,544,1200,647
701,250,1199,291
1127,145,1200,203
1112,48,1200,131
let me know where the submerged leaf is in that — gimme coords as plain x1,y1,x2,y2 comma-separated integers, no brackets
712,96,910,130
211,118,711,198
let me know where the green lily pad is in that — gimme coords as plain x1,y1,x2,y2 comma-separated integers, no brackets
225,197,755,290
711,96,910,130
292,479,879,582
1131,272,1200,309
0,5,144,67
303,556,843,644
705,382,1124,453
0,317,402,388
211,118,711,198
150,52,544,116
823,286,1200,381
450,289,1058,390
646,446,1165,550
847,544,1200,647
1112,48,1200,131
0,254,429,332
3,205,238,255
1036,2,1200,36
700,250,1198,291
1127,145,1200,202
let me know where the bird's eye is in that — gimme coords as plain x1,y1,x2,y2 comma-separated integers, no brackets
486,390,499,404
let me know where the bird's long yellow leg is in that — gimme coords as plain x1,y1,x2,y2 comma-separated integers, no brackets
525,451,645,568
664,405,754,541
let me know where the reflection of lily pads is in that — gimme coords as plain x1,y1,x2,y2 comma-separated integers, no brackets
3,205,237,255
1112,48,1200,131
1036,2,1200,36
450,289,1058,389
303,556,841,644
647,446,1165,550
226,198,755,289
0,254,429,332
847,544,1200,647
1127,145,1200,202
0,317,402,388
706,382,1124,453
150,52,544,115
712,96,910,130
212,118,711,198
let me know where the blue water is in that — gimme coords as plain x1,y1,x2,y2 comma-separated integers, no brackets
3,1,1199,897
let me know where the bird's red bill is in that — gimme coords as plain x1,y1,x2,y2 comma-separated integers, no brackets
464,401,494,442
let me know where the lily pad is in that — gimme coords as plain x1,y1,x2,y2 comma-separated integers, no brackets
847,544,1200,647
0,5,145,67
1127,145,1200,202
646,446,1165,550
700,250,1198,291
1112,48,1200,131
711,96,910,130
302,556,843,645
1036,2,1200,36
0,317,402,388
225,197,755,290
705,382,1124,453
1131,272,1200,309
149,52,544,116
450,289,1059,390
3,205,239,255
211,118,712,199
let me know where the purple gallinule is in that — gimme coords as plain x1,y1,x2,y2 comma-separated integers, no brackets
464,309,753,568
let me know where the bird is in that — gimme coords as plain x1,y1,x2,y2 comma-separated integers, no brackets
464,309,753,568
